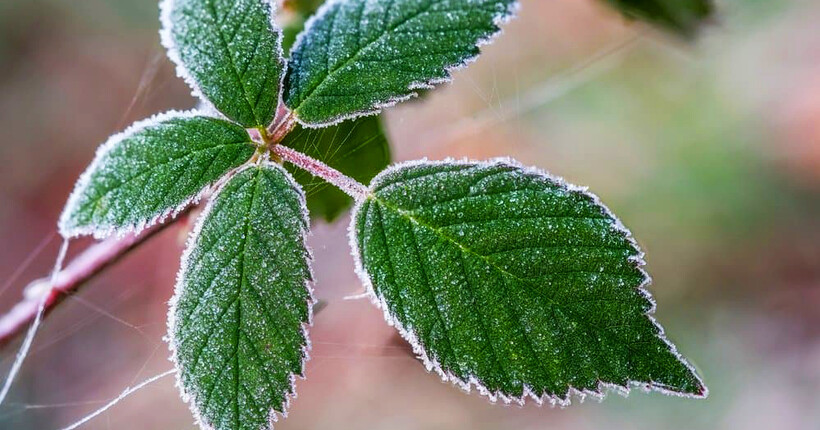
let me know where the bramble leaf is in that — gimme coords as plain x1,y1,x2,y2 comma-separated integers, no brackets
603,0,713,38
281,115,391,222
283,0,518,126
59,112,256,238
170,163,313,430
161,0,285,127
352,159,706,403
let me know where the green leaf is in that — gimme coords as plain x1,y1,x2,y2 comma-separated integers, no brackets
603,0,713,38
283,0,518,126
170,163,313,430
352,159,706,403
59,111,256,238
283,0,326,16
161,0,285,128
281,115,391,222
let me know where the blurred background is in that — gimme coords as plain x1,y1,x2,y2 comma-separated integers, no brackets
2,0,820,428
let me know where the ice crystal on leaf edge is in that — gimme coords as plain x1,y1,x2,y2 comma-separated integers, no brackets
347,157,708,407
166,162,317,430
283,0,522,128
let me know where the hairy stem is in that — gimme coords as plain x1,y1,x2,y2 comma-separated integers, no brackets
272,144,369,200
0,212,189,350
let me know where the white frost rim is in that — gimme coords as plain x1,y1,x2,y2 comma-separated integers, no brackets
347,157,708,407
285,0,521,128
58,109,248,240
166,162,316,430
159,0,287,128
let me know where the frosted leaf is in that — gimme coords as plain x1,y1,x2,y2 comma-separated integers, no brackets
283,0,519,127
280,115,391,222
59,111,256,239
169,163,313,430
350,158,706,404
602,0,713,38
161,0,285,128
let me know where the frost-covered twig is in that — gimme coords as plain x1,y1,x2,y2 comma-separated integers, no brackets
272,144,368,200
0,214,186,350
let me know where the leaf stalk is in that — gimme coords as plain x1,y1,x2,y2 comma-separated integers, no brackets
272,144,368,200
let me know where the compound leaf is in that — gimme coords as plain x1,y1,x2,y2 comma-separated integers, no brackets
161,0,285,128
603,0,713,38
170,163,313,430
59,112,256,238
352,159,706,403
283,0,518,126
281,115,391,222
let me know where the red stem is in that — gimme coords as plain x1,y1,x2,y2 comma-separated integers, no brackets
0,143,357,350
272,144,369,200
0,217,182,350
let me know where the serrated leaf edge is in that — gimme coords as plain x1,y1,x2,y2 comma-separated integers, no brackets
348,156,707,406
286,0,521,128
167,162,316,430
159,0,287,128
58,110,248,240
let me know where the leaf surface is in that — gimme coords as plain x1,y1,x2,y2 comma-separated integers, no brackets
170,163,313,430
161,0,284,127
281,115,391,222
59,112,256,238
352,159,706,403
283,0,517,126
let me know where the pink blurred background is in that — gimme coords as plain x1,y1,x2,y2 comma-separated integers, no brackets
2,0,820,428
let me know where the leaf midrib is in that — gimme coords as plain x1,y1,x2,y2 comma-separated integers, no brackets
368,196,575,392
82,140,254,223
369,195,648,395
370,196,626,291
202,0,262,126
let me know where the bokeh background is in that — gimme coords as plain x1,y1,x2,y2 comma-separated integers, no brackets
2,0,820,428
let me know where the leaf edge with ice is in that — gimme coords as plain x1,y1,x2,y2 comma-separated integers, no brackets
168,162,315,430
348,157,708,406
283,0,521,128
58,110,256,239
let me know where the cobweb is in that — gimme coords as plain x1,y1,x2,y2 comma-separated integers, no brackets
0,22,643,429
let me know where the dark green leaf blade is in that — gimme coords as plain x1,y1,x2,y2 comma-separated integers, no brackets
283,0,518,126
59,111,256,238
281,115,391,222
161,0,285,128
352,159,706,403
603,0,713,38
170,163,313,430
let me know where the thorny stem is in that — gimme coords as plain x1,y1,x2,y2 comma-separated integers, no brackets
272,144,369,200
0,211,190,350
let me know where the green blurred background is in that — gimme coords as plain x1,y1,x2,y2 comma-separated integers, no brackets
2,0,820,428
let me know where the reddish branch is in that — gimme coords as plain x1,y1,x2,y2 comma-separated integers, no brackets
273,144,368,200
0,143,362,350
0,217,183,350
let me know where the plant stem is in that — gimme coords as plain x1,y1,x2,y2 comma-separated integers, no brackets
272,144,369,201
0,213,187,350
0,144,358,351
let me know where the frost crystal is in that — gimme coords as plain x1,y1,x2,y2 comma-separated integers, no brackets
169,163,314,430
161,0,286,128
284,0,520,127
350,158,707,405
59,111,256,239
